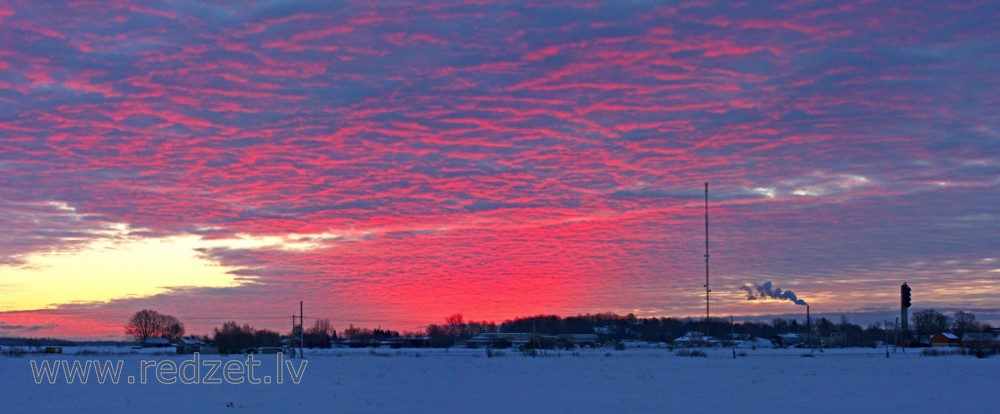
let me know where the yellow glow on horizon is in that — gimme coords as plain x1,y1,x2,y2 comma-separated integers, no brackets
0,233,326,312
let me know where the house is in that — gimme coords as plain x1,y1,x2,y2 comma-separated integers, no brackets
931,333,960,347
142,338,172,348
774,333,804,347
674,332,722,347
176,337,205,354
961,332,1000,348
383,336,430,348
557,334,598,347
735,337,775,349
594,326,615,335
467,332,536,348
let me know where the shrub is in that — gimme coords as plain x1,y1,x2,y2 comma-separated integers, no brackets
677,349,707,357
922,348,961,357
3,347,26,357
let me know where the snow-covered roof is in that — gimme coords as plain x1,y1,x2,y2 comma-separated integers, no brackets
937,333,959,340
674,333,721,343
959,333,1000,342
177,337,204,345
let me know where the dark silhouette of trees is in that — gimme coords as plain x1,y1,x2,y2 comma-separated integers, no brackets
339,324,401,347
254,329,282,348
213,321,255,354
304,318,336,348
912,309,950,340
209,322,285,353
951,311,980,337
186,311,923,351
426,314,495,347
124,309,185,343
415,312,897,348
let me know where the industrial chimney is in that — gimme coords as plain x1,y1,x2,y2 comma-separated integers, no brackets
806,305,811,345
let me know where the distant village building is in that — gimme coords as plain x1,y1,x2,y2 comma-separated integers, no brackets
142,338,172,348
176,337,205,354
467,332,537,348
774,333,804,347
593,326,615,335
931,333,960,347
557,334,598,347
734,337,775,349
960,332,1000,348
383,336,431,348
821,332,848,347
673,332,722,347
464,332,596,348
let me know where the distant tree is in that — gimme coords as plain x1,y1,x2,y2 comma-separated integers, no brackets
772,318,790,333
911,309,950,340
951,311,980,337
304,318,334,348
213,321,255,354
836,316,865,347
817,317,833,337
445,314,466,338
253,329,282,348
863,323,884,347
125,309,185,343
162,316,185,340
426,324,455,348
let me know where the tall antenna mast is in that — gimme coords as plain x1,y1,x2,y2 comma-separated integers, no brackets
704,182,711,332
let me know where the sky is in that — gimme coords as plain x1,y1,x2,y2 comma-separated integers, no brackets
1,1,999,339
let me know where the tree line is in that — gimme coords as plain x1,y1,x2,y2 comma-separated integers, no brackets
124,308,995,351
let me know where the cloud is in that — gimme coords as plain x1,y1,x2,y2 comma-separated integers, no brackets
0,323,59,333
0,0,998,336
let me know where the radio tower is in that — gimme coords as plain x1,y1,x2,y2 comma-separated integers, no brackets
704,182,711,334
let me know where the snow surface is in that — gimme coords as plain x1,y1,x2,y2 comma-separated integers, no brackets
3,346,997,413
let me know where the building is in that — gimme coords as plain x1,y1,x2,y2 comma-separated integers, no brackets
467,332,536,348
931,333,960,347
176,337,205,354
673,332,722,347
557,334,598,347
734,337,775,349
960,332,1000,348
383,337,431,348
774,333,804,347
142,338,172,348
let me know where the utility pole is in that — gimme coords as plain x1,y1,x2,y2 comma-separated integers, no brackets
894,317,899,353
290,314,297,357
300,301,305,359
731,316,736,359
884,321,890,358
290,301,305,359
704,182,711,337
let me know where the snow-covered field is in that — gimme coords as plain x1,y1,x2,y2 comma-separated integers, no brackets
2,346,997,413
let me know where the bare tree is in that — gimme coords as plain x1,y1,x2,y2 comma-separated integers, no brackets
911,309,950,341
309,318,334,337
125,309,186,343
952,311,980,337
445,313,466,338
213,321,255,354
304,318,334,348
